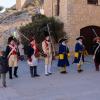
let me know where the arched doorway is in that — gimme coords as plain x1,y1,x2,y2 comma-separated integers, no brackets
80,25,100,54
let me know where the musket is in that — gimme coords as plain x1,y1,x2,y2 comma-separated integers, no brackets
47,24,55,56
17,30,47,56
92,28,98,37
17,31,30,41
91,28,100,59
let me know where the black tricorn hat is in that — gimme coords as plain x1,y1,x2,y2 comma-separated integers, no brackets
29,37,35,42
59,38,67,43
44,31,49,37
76,36,84,40
8,36,14,44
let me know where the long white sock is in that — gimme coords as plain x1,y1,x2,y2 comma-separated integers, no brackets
48,64,51,73
45,65,48,75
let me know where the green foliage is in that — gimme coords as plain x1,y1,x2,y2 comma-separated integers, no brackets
19,14,67,45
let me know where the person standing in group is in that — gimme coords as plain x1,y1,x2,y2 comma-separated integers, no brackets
73,36,84,73
58,38,70,74
93,37,100,71
18,42,24,61
0,51,9,87
27,38,40,78
42,34,52,76
5,36,20,79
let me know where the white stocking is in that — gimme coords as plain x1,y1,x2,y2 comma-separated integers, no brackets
45,65,48,75
48,64,51,73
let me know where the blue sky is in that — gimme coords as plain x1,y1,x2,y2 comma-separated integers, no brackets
0,0,16,8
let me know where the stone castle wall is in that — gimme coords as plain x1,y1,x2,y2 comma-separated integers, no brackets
43,0,100,50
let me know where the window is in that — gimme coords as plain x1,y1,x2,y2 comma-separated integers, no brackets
87,0,98,5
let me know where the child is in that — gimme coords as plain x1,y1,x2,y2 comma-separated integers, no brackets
58,38,70,74
0,51,9,87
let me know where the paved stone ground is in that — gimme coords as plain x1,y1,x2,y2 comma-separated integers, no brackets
0,56,100,100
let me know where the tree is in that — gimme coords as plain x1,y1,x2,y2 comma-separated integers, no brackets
20,14,67,43
19,14,68,54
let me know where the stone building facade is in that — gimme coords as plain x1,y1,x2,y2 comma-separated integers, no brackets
43,0,100,52
16,0,33,10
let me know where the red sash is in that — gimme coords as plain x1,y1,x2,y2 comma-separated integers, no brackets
8,44,17,58
9,44,17,55
31,43,39,56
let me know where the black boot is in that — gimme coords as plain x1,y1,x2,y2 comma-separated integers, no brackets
30,66,34,78
9,67,13,79
34,66,40,77
95,65,99,71
77,69,83,73
14,67,18,78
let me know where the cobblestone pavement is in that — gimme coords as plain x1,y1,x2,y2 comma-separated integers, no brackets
0,56,100,100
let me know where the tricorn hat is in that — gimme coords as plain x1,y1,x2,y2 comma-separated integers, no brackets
29,37,35,42
44,31,49,38
8,36,14,44
58,38,67,43
76,36,84,40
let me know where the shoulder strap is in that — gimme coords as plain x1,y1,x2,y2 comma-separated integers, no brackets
7,45,16,58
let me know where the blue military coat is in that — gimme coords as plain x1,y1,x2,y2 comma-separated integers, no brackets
58,44,69,67
74,42,84,63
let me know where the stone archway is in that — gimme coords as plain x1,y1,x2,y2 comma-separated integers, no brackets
80,25,100,54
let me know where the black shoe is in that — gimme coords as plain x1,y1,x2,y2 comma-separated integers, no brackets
9,77,13,79
77,69,83,73
14,74,18,78
45,74,49,76
3,84,7,88
34,74,40,77
60,71,67,74
48,73,52,75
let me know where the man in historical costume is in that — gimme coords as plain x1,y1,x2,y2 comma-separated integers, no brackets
18,42,24,61
42,34,52,76
27,38,40,77
58,38,70,74
73,36,85,73
5,36,20,79
93,37,100,71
